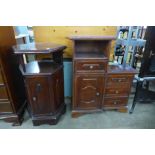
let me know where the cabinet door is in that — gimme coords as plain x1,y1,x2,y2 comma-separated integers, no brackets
25,76,52,115
74,75,104,109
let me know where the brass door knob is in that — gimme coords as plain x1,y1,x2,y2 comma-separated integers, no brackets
96,92,100,96
115,90,119,94
113,101,117,105
89,65,93,69
32,97,36,101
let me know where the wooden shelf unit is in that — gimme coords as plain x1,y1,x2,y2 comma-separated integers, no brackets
69,35,137,117
13,42,66,126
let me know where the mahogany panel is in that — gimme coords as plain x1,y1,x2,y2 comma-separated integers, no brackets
25,76,52,115
52,68,64,111
0,69,4,84
74,75,104,109
0,86,9,100
0,101,13,113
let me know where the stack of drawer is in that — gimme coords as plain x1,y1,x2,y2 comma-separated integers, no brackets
0,26,27,125
0,65,12,113
103,74,133,110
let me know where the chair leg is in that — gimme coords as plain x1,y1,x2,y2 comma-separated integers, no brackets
145,81,149,90
129,96,137,114
129,80,142,114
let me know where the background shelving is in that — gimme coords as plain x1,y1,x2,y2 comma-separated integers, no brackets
114,26,146,68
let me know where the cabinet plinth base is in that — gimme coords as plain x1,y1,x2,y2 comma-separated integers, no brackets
72,112,84,118
72,106,128,118
72,109,102,118
31,104,66,126
1,101,26,126
117,107,128,113
103,106,128,113
3,116,23,126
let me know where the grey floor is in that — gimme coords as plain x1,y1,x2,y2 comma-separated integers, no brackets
0,97,155,129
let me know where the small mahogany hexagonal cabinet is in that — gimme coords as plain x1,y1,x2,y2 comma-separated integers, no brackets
13,42,66,126
68,36,137,118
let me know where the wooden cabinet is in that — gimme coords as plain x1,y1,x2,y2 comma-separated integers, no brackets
69,36,137,117
13,43,66,126
0,27,26,126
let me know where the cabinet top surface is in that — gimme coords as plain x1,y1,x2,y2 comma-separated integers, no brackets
68,35,116,41
13,42,66,54
108,64,138,74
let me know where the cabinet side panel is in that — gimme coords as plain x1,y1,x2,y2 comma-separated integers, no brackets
52,68,65,111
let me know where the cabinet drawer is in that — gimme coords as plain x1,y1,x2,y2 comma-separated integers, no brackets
106,75,131,87
103,97,128,107
0,101,13,113
105,87,129,97
0,86,9,100
0,69,4,84
75,60,107,72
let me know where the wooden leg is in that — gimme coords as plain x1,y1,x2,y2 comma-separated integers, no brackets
129,80,142,114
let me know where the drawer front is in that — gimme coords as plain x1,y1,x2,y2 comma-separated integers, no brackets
0,69,4,84
75,60,107,72
103,97,128,107
0,86,9,100
105,87,129,97
0,101,13,113
106,75,132,88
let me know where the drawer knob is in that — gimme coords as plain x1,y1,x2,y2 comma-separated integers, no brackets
32,97,36,101
114,101,117,105
115,90,119,94
118,79,122,82
89,65,94,69
96,92,100,96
